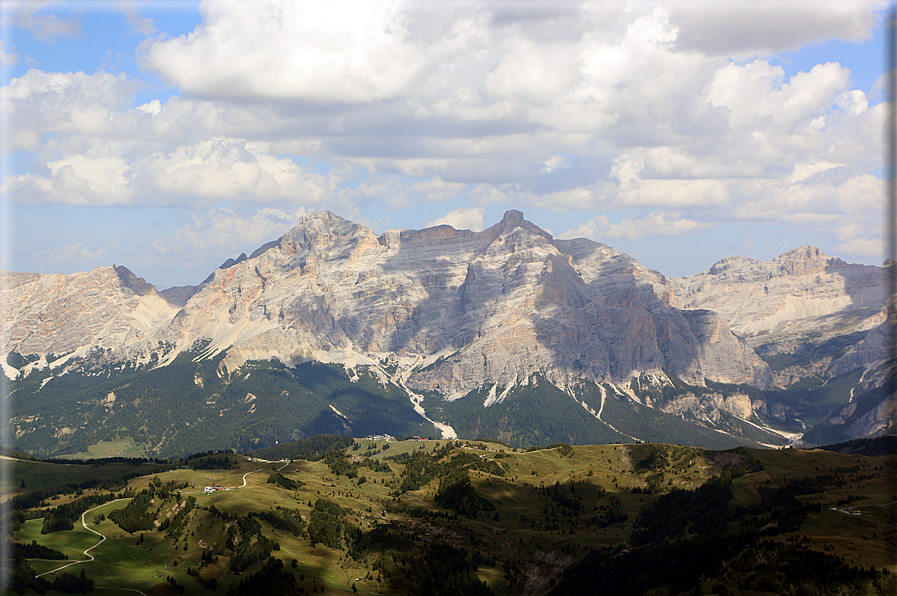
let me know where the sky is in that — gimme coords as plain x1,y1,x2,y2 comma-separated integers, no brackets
0,0,890,288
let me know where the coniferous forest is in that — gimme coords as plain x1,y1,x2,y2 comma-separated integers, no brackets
4,436,895,595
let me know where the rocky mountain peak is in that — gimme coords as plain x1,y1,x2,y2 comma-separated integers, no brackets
501,208,525,226
772,244,847,276
668,245,884,337
776,244,827,261
113,264,157,296
479,209,554,245
707,255,760,276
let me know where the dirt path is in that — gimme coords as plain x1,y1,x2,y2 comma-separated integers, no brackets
239,470,262,488
34,498,148,595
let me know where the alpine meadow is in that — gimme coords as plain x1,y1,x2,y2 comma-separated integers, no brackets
2,1,896,594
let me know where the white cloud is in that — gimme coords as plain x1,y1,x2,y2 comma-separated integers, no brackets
788,161,843,184
144,0,420,103
563,211,711,241
615,178,731,209
836,89,868,116
3,154,133,206
113,0,156,36
0,41,18,66
2,133,343,207
662,0,884,55
2,0,887,273
12,1,82,40
134,138,337,203
707,60,850,130
835,236,883,260
424,207,485,231
153,206,309,260
345,175,465,210
540,155,570,176
1,69,136,151
31,242,107,266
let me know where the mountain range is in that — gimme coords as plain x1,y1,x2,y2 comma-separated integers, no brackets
2,210,893,457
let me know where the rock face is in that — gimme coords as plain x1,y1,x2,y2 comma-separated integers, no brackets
665,245,885,337
1,265,180,365
5,211,892,453
663,247,894,440
2,211,770,394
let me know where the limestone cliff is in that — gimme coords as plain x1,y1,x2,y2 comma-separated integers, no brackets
2,210,771,390
665,245,884,337
8,211,893,450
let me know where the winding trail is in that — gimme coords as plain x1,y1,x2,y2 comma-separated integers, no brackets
35,499,127,578
33,498,148,595
31,467,267,591
239,470,262,487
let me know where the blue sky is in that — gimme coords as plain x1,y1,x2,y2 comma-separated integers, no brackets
1,0,890,288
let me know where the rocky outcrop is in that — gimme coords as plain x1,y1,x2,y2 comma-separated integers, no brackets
660,391,758,424
662,248,895,440
665,245,885,337
1,265,179,360
2,211,771,394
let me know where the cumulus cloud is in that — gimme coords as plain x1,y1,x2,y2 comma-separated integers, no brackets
424,207,486,231
153,206,310,260
144,0,420,103
0,41,18,66
1,69,136,151
12,1,82,40
3,137,343,207
133,138,338,203
2,0,887,277
31,242,107,266
663,0,884,55
835,236,883,260
563,211,712,241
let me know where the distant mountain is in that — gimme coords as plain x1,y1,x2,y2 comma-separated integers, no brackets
2,211,892,456
666,244,884,337
663,246,893,441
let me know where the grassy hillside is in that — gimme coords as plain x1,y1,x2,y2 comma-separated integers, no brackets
6,438,895,595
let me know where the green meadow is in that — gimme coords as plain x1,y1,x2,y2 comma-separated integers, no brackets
8,438,896,595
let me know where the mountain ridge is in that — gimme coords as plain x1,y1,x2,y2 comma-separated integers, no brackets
2,210,893,456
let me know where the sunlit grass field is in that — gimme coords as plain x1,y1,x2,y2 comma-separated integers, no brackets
10,439,896,595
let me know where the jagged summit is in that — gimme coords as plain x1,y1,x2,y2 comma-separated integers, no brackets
486,208,553,241
4,210,769,392
669,244,884,337
776,244,828,260
3,210,892,454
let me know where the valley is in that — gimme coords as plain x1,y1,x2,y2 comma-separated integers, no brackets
6,436,896,595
